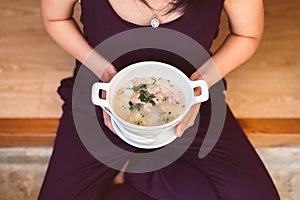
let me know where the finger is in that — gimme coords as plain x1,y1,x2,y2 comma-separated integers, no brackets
176,104,201,137
176,120,189,137
190,70,202,81
103,110,117,135
101,88,117,135
101,90,106,99
176,113,195,137
190,71,203,96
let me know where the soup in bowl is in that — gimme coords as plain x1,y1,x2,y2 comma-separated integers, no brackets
91,61,209,137
113,76,185,127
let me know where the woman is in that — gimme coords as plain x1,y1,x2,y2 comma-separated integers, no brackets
39,0,280,199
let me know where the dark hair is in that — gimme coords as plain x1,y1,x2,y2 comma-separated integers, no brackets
140,0,207,14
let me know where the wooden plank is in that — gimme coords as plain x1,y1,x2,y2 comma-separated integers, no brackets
2,133,299,148
39,72,70,118
0,118,299,147
1,118,299,134
238,118,300,134
0,133,55,147
0,119,59,133
247,134,300,148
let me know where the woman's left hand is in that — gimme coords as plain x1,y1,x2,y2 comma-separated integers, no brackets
175,103,201,137
175,71,203,137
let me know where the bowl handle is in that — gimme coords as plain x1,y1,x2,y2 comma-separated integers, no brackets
189,80,209,104
91,82,111,109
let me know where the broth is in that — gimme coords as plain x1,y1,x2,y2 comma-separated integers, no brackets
112,77,185,126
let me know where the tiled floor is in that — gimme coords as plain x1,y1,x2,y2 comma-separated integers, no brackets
0,146,299,200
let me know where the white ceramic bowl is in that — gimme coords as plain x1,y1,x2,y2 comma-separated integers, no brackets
91,61,209,137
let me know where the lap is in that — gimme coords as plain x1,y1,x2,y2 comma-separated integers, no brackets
182,108,280,200
125,107,280,200
103,184,154,200
125,158,220,200
39,78,279,199
38,110,122,199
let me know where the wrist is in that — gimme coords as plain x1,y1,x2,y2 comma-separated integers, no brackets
100,65,117,82
196,58,222,88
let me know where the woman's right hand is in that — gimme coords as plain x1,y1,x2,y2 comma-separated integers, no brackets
101,65,118,134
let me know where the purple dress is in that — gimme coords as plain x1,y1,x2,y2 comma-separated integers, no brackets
38,0,280,199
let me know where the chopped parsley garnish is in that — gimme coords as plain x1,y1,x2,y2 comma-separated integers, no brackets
129,101,142,111
162,96,168,101
130,83,147,92
136,120,144,125
138,90,156,105
128,83,157,112
162,117,170,123
151,77,157,84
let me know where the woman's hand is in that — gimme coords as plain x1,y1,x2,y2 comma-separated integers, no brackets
175,71,203,137
101,65,118,134
176,103,201,137
100,64,118,83
102,100,118,135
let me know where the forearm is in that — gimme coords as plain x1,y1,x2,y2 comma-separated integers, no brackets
198,33,261,87
212,33,261,77
196,0,264,88
42,18,91,63
41,0,112,80
44,19,113,78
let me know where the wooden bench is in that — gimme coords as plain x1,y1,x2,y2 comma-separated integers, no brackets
0,0,299,147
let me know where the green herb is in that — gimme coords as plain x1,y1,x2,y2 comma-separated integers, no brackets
128,101,142,111
129,83,147,92
136,120,143,125
150,99,155,106
151,77,157,84
162,117,170,123
138,90,156,105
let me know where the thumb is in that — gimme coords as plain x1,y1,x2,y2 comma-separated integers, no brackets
176,123,186,137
